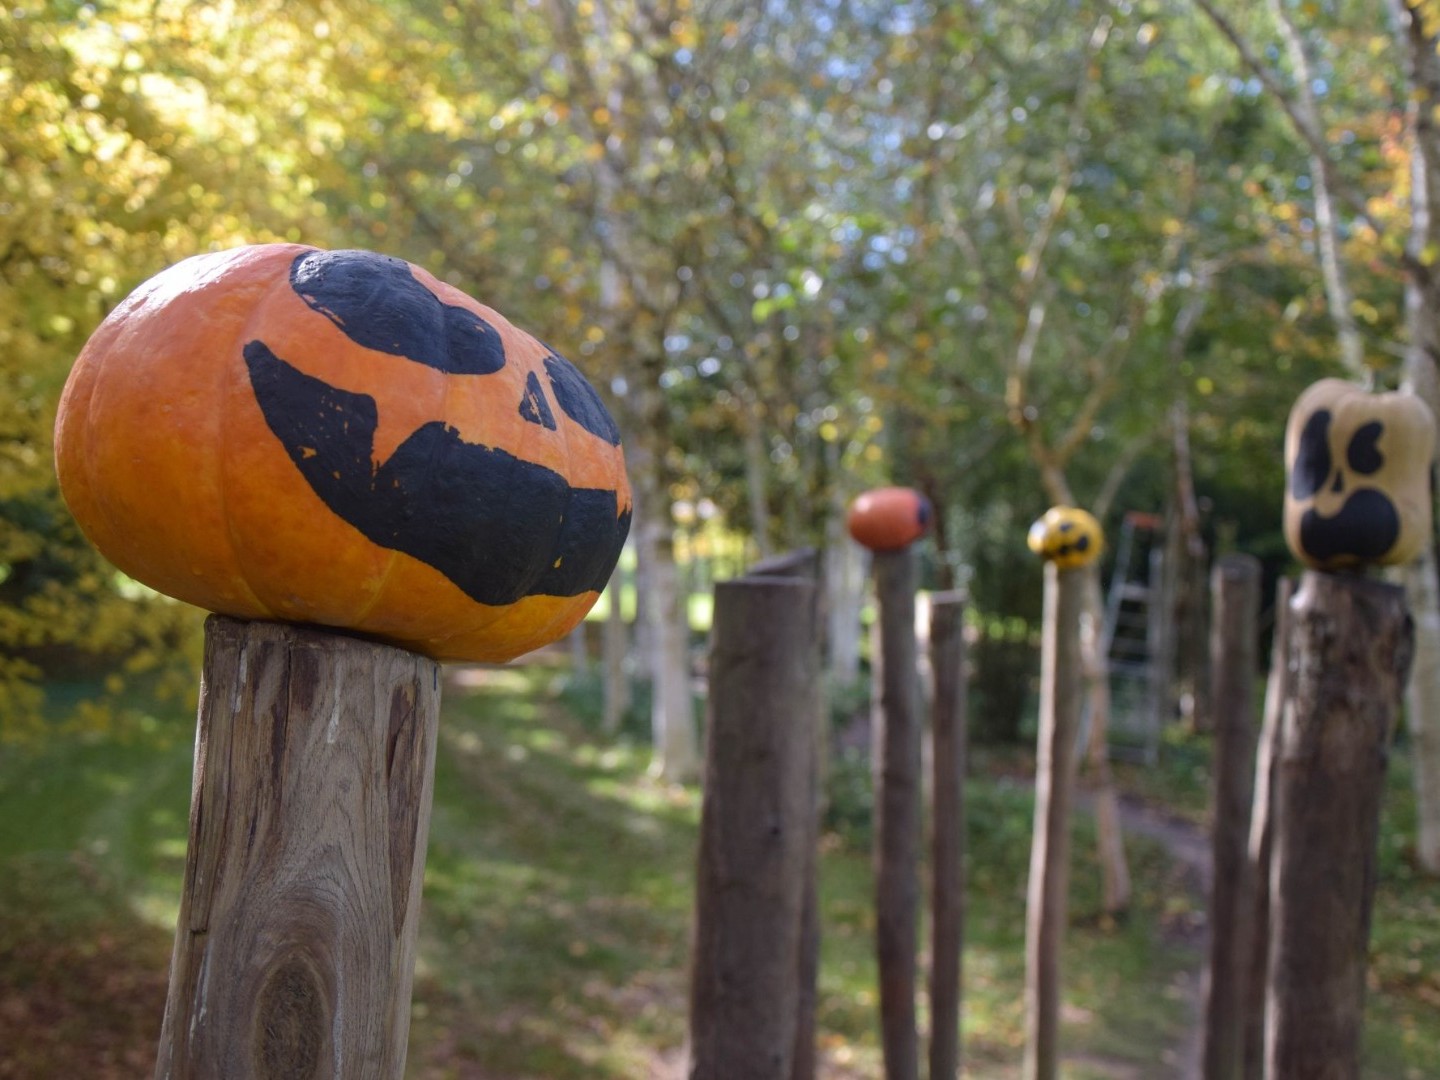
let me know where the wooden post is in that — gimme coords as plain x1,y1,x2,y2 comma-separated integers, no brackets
928,590,969,1080
688,575,819,1080
1023,562,1085,1080
873,547,922,1080
1266,572,1413,1080
155,616,440,1080
1201,554,1261,1080
741,547,825,1080
1241,577,1293,1080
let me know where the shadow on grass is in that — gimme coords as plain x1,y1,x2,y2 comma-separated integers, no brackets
407,667,700,1079
0,855,172,1079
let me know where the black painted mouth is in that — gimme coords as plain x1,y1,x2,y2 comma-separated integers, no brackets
243,340,630,606
1297,487,1400,565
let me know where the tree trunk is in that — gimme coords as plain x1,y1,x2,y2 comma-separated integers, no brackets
825,444,864,688
568,622,589,675
1200,554,1261,1080
1171,396,1211,730
743,391,774,559
1266,572,1414,1080
1241,577,1294,1080
872,548,922,1080
1390,0,1440,876
628,370,698,781
1023,563,1085,1080
641,508,699,783
688,577,818,1080
928,591,969,1080
155,617,440,1080
1081,569,1131,916
602,562,631,735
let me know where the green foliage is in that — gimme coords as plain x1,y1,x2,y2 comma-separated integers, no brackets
0,0,1419,745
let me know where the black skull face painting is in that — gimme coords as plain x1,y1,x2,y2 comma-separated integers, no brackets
1283,378,1435,571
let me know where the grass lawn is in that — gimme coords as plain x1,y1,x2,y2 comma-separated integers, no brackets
0,664,1432,1077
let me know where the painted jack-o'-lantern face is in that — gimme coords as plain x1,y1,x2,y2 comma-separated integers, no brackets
1283,378,1434,571
847,487,931,552
54,244,631,663
1027,506,1103,570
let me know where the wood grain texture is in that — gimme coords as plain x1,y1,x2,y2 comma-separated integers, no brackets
688,577,819,1080
1023,564,1084,1080
1266,572,1412,1080
154,616,440,1080
1201,554,1261,1080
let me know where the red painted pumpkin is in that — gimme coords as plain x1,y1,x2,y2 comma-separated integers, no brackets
54,244,631,663
846,487,931,551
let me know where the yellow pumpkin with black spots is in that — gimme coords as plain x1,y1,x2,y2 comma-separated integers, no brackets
1027,506,1103,570
54,244,631,663
1283,378,1434,571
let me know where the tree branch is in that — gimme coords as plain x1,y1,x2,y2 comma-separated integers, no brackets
1189,0,1386,237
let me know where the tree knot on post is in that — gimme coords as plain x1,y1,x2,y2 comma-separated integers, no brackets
253,954,327,1079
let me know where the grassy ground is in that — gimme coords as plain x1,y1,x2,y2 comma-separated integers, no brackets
0,666,1433,1077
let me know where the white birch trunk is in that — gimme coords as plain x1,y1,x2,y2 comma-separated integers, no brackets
1391,0,1440,874
638,505,700,783
602,560,631,736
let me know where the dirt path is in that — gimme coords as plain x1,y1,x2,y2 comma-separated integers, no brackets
1111,793,1211,1080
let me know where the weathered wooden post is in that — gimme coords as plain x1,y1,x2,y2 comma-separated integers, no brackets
928,589,969,1080
848,487,932,1080
688,563,820,1080
1023,505,1103,1080
1241,576,1293,1080
52,245,632,1078
752,551,825,1080
1200,553,1261,1080
1265,378,1432,1079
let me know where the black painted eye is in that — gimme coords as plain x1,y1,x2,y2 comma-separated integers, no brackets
290,250,506,375
1347,421,1384,475
1058,521,1074,533
1075,535,1091,552
519,371,557,430
544,349,621,445
1291,409,1333,499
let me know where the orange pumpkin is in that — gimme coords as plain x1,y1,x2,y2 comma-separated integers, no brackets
54,244,631,663
846,487,931,551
